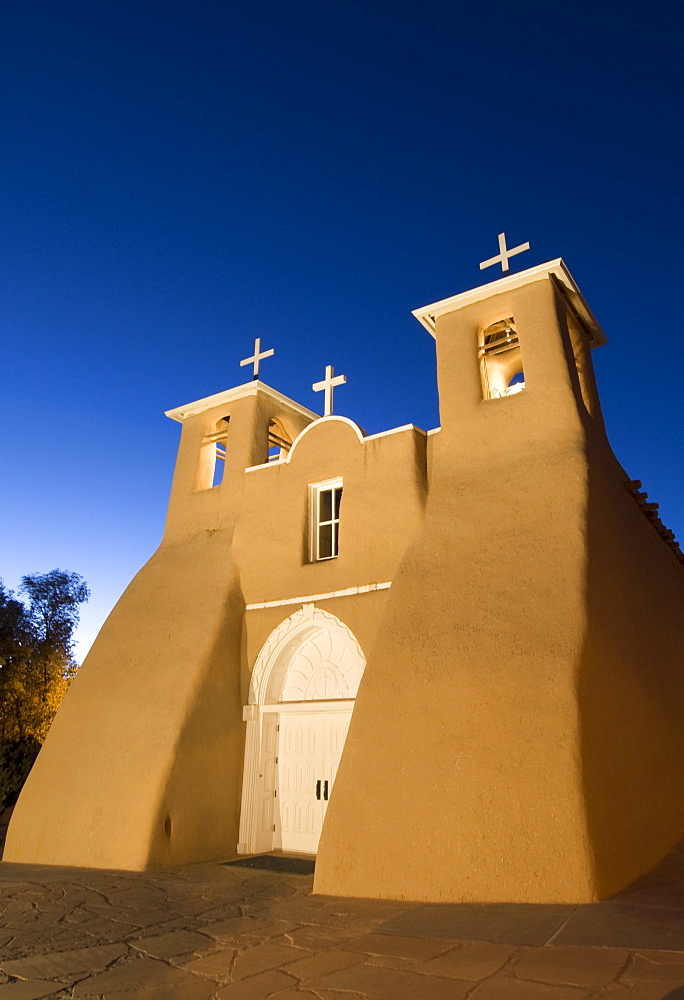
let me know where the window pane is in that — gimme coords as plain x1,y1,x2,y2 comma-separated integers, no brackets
319,523,333,559
332,521,339,556
334,487,342,518
319,489,332,523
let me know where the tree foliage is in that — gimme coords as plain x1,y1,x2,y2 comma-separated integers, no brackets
0,738,41,812
0,570,89,745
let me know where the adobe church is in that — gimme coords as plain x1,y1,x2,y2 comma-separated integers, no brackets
6,253,684,903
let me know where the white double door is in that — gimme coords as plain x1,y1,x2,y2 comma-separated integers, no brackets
261,707,352,855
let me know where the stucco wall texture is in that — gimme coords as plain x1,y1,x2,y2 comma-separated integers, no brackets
315,276,684,902
6,263,684,904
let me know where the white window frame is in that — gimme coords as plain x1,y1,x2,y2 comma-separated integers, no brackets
309,478,343,562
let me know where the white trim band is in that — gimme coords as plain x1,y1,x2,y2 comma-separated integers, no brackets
411,258,607,347
245,581,392,611
165,380,318,423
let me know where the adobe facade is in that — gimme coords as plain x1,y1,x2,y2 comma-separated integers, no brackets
6,259,684,903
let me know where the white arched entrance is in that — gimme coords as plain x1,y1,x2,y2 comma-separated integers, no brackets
237,604,365,856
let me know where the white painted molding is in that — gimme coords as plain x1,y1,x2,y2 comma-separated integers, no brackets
364,423,427,442
244,420,427,476
412,258,607,347
245,581,392,611
285,414,365,460
259,699,354,713
244,459,283,473
248,605,366,707
165,380,318,423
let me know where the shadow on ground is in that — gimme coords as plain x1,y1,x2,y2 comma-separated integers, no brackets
1,833,684,998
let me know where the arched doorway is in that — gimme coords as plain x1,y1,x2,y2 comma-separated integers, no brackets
237,605,365,856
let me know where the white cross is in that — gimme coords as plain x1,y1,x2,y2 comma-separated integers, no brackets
479,232,531,274
312,364,347,416
240,337,274,379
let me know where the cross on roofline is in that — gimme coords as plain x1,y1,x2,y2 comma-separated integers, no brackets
479,232,531,274
240,337,274,379
312,364,347,416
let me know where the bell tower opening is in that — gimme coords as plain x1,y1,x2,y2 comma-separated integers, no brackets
199,416,230,489
479,318,526,399
267,418,293,462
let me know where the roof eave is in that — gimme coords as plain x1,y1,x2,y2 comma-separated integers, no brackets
412,259,608,348
165,380,320,423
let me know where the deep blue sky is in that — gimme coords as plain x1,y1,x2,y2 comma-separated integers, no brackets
2,0,682,658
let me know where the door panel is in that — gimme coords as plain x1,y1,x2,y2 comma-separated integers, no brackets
322,712,351,824
275,708,353,854
277,714,323,853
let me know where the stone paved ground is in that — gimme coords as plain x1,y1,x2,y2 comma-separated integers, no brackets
1,838,684,999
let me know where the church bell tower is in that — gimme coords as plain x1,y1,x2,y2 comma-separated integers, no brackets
315,258,684,904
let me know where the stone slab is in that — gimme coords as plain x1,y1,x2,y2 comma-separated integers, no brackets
342,931,456,960
615,885,684,910
285,946,366,980
231,941,311,980
215,969,298,998
623,951,684,983
68,917,142,941
364,953,426,971
121,907,180,928
607,987,684,1000
261,896,406,931
311,994,366,1000
553,904,684,951
99,982,216,1000
132,930,214,958
417,941,516,979
194,917,278,940
310,962,473,999
270,925,357,948
72,956,201,995
376,903,575,945
262,993,325,1000
182,947,236,977
1,943,126,981
469,978,592,999
0,983,59,1000
513,944,629,986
